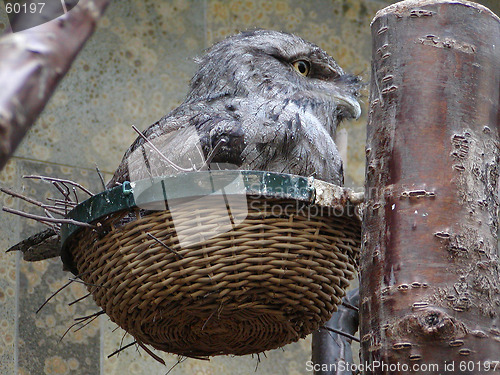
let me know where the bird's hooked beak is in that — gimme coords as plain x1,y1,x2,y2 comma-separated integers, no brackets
334,93,362,120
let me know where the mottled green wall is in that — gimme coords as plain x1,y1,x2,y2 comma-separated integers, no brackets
0,1,498,374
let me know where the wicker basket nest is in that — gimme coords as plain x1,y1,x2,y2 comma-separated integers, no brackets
60,170,362,357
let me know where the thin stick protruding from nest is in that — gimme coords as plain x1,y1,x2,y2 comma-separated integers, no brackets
68,293,91,307
73,313,101,333
36,279,74,314
107,341,137,359
132,125,193,173
146,233,184,259
0,187,66,216
68,277,108,289
73,310,105,322
320,326,360,342
2,207,97,229
342,300,359,312
165,357,187,375
199,137,228,169
4,174,89,219
72,187,79,204
60,310,105,342
52,181,73,209
95,164,106,190
36,271,94,313
23,175,94,196
136,340,166,366
46,197,77,207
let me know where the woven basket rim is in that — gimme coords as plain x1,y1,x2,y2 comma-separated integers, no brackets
60,170,362,274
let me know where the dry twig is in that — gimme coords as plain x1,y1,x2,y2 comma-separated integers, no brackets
320,326,360,343
132,125,192,173
23,175,94,196
2,207,96,228
146,233,183,259
108,341,137,359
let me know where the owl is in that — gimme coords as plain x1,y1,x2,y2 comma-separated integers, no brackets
108,29,360,188
8,29,361,260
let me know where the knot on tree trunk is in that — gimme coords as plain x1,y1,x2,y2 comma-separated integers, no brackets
388,309,467,342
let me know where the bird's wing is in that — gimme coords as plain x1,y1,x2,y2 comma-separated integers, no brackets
107,101,243,187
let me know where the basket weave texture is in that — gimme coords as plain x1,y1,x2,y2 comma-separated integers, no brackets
69,196,360,356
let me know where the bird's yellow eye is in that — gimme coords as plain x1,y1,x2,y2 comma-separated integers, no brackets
292,60,310,76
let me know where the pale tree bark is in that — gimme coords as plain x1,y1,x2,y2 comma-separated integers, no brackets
0,0,111,171
360,0,500,373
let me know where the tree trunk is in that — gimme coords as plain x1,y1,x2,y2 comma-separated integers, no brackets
0,0,111,171
360,0,500,373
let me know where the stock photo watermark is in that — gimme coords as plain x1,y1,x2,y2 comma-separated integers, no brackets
306,360,500,373
3,0,79,32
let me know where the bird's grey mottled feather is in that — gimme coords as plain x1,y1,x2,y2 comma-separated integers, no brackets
7,228,59,261
9,30,361,261
108,30,360,188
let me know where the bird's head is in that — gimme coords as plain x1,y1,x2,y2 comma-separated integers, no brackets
109,30,360,187
188,29,361,128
